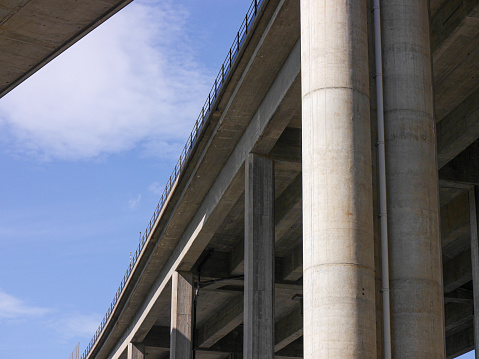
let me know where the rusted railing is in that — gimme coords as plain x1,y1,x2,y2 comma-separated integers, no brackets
80,1,264,358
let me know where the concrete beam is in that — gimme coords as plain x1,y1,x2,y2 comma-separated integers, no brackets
127,343,144,359
440,140,479,184
432,0,479,122
441,191,470,262
195,251,230,280
210,205,474,295
196,300,302,355
446,326,475,359
274,174,302,247
431,0,479,53
445,302,474,333
212,203,474,292
199,258,302,294
440,180,473,192
274,305,302,352
275,338,303,359
437,88,479,169
141,325,243,355
444,249,472,293
270,127,301,163
282,244,302,281
212,324,303,358
196,295,243,348
444,288,474,304
208,327,243,354
170,271,194,359
143,331,306,358
230,239,245,276
143,326,170,349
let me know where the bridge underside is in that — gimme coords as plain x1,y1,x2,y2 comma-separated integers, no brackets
74,0,479,358
0,0,133,98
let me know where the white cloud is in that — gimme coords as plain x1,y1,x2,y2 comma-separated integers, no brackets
0,290,100,340
148,181,164,195
0,0,212,161
128,194,142,210
0,290,49,319
52,312,103,339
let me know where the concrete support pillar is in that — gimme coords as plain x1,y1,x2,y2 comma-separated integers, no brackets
300,0,376,358
381,0,445,357
244,153,275,359
170,271,194,359
469,187,479,359
127,343,144,359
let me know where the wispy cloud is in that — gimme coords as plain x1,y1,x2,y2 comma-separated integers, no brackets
148,181,163,195
128,194,142,210
0,290,100,341
53,312,103,339
0,0,211,161
0,290,49,319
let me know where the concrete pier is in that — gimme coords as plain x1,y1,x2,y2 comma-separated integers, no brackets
300,0,376,357
127,343,144,359
170,271,194,359
381,0,445,357
244,153,275,359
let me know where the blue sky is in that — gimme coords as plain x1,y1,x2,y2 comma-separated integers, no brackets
0,1,475,359
0,1,251,358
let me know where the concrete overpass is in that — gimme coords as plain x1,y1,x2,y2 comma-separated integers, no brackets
74,0,479,357
3,0,479,358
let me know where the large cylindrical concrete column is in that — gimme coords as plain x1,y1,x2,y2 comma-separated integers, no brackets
381,1,445,357
300,0,376,357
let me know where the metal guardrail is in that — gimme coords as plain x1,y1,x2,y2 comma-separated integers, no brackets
80,1,264,358
68,343,80,359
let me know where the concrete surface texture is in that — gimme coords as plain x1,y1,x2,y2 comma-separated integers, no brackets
170,272,193,359
300,0,376,357
127,343,145,359
244,154,275,359
381,0,445,357
4,0,479,358
0,0,133,98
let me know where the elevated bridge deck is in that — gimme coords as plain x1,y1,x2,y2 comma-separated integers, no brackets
2,0,478,358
